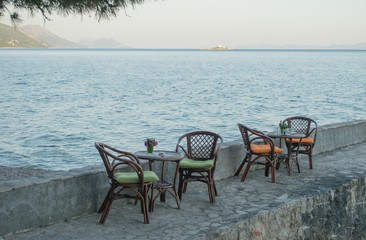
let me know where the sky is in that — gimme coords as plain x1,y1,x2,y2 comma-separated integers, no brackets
2,0,366,48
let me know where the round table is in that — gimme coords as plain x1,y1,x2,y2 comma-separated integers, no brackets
135,150,184,211
267,133,305,176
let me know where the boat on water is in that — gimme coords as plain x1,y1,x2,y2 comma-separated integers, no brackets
202,44,233,50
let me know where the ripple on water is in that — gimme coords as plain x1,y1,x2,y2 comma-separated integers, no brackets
1,49,365,169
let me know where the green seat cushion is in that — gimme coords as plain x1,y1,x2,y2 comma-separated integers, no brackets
115,171,159,184
179,158,214,169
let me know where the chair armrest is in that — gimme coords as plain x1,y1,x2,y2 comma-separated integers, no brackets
307,127,318,145
249,136,266,144
308,127,316,136
249,135,276,154
177,145,189,156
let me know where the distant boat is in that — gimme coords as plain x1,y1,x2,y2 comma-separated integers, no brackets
202,44,233,50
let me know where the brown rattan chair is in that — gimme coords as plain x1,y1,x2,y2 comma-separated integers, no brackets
175,131,223,203
95,142,159,224
283,116,318,169
234,123,284,183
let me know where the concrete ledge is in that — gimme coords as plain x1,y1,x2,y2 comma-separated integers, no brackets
0,165,107,235
315,120,366,154
1,120,366,236
205,176,366,239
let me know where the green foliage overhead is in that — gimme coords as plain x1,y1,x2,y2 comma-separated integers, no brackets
0,0,147,24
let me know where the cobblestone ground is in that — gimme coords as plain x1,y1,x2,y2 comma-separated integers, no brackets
3,142,366,240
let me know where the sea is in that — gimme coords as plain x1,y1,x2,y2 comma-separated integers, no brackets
1,49,365,170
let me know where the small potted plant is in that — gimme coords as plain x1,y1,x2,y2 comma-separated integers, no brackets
279,121,289,134
145,138,158,154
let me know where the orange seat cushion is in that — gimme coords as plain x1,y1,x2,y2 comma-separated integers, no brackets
286,137,314,145
250,144,284,154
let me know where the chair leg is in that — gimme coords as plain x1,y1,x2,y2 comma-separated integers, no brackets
140,191,145,213
276,160,281,170
213,179,218,196
207,171,215,203
235,154,249,176
99,196,114,224
183,171,191,193
178,169,184,201
141,197,147,223
265,163,270,177
294,161,301,173
207,181,213,203
149,186,154,212
208,182,215,203
240,162,252,182
98,188,112,213
183,182,188,193
294,156,301,173
308,147,313,169
271,162,276,183
143,185,150,224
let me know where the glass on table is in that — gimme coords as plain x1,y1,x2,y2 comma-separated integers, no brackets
273,126,280,134
287,128,293,135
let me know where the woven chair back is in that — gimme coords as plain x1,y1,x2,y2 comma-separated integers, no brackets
285,116,317,139
185,131,221,160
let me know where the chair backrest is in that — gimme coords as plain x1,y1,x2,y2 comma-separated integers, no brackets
175,131,223,161
237,123,274,153
284,116,318,142
94,142,144,184
237,123,251,151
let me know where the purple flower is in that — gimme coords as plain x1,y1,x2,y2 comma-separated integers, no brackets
145,138,158,147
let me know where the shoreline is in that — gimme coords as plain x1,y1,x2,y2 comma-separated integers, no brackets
1,48,366,51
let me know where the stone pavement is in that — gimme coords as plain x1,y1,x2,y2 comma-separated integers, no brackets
3,142,366,240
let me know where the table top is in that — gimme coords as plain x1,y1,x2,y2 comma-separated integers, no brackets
135,150,185,162
267,132,305,139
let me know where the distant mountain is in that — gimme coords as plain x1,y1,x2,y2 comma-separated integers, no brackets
21,25,81,48
0,23,131,49
234,42,366,50
0,23,48,48
77,38,131,49
327,42,366,50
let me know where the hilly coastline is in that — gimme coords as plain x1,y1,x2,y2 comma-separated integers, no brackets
1,22,365,50
21,25,81,48
77,38,131,49
0,23,48,48
0,23,131,49
233,42,366,50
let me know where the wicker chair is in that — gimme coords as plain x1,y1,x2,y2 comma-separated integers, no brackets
175,131,223,203
95,142,159,224
234,124,284,183
283,116,318,169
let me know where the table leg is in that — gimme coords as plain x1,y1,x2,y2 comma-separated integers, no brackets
160,191,166,202
293,138,303,173
167,187,181,209
286,139,292,176
150,159,182,210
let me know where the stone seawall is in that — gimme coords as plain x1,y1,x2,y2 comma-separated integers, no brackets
1,120,366,236
205,177,366,239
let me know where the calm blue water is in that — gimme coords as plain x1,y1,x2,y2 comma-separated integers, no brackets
1,49,365,170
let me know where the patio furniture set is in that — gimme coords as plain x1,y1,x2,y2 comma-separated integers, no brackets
94,116,317,224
